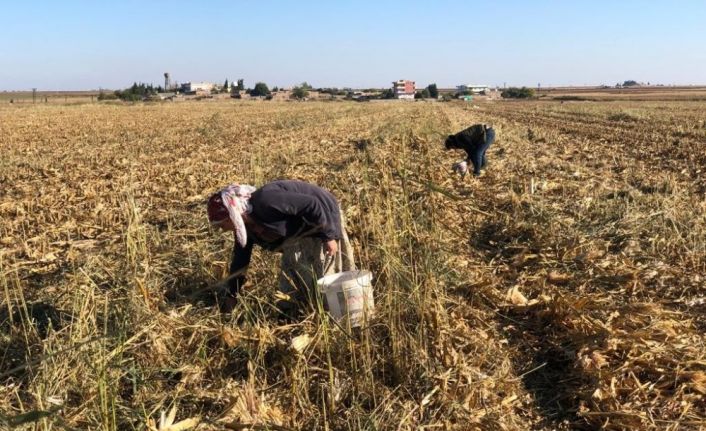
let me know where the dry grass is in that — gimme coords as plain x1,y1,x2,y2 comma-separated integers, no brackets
0,100,704,430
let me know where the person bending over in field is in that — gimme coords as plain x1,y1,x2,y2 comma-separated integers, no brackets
207,180,355,314
444,124,496,177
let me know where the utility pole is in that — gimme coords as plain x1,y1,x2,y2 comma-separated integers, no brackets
32,88,37,104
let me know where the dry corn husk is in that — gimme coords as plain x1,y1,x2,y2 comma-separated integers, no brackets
147,405,199,431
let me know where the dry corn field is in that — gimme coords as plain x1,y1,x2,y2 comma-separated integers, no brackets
1,100,705,430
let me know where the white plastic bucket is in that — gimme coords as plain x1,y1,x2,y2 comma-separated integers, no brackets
317,270,374,328
452,160,468,176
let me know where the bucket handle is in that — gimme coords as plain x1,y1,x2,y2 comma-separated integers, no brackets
323,254,334,276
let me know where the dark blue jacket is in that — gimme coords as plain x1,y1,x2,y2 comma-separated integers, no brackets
445,124,495,175
228,180,342,293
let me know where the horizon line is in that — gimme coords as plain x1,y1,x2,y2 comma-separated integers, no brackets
3,83,706,93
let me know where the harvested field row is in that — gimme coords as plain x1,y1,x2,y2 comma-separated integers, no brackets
537,87,706,102
480,102,706,192
444,101,706,429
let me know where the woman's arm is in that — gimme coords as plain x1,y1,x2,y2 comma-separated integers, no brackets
228,236,253,295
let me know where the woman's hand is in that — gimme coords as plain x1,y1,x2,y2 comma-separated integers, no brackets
324,239,338,256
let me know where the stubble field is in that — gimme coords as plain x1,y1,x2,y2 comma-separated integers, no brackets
1,99,705,430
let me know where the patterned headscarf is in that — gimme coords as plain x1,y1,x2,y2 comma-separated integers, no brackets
207,184,257,248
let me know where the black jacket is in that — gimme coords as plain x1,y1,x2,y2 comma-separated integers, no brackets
445,124,487,160
228,180,342,293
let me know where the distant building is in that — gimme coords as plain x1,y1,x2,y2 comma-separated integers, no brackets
393,80,415,100
181,82,214,94
457,84,489,94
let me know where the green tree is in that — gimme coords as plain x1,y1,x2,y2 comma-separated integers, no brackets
237,79,244,91
501,87,535,99
114,82,157,101
291,83,310,100
250,82,271,97
427,83,438,99
415,88,431,99
223,79,229,93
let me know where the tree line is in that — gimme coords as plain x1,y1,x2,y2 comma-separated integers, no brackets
104,81,540,102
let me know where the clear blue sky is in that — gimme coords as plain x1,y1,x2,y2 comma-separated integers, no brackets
1,1,705,90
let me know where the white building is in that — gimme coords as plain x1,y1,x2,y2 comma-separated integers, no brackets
181,82,214,94
457,84,490,94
